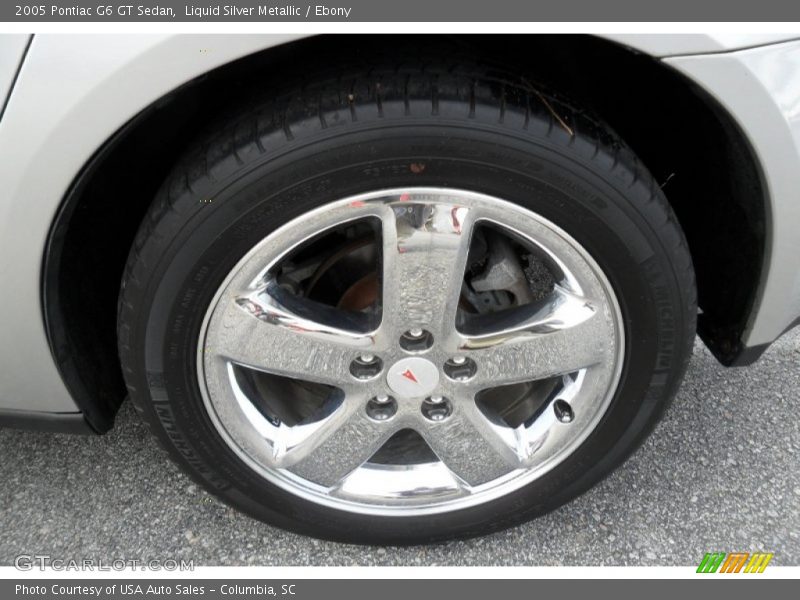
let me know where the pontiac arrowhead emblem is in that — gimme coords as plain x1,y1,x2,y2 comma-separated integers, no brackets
400,369,419,384
387,358,440,397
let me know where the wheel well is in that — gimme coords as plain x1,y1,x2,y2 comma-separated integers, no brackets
44,34,766,433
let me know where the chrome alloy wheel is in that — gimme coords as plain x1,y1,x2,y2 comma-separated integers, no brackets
198,188,624,516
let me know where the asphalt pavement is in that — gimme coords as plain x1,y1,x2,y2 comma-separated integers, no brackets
1,332,799,566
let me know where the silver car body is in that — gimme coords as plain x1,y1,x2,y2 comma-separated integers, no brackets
0,33,799,421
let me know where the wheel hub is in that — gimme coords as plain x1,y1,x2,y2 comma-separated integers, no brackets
386,357,440,398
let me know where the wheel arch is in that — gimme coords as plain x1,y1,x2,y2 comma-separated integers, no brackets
41,34,768,433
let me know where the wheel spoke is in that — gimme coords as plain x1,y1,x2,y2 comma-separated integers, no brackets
417,399,523,486
380,200,474,339
281,401,401,487
461,285,613,388
208,283,374,387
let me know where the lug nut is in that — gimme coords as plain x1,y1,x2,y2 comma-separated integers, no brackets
399,329,434,352
350,354,383,380
443,356,477,381
366,396,397,421
422,396,452,421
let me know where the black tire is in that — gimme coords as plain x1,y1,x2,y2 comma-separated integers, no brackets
118,64,696,545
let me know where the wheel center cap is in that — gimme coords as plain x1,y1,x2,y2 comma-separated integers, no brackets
386,357,440,398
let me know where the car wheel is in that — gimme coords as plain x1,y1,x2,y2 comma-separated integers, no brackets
118,65,696,544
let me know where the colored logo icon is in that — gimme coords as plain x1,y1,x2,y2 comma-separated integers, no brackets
696,552,773,573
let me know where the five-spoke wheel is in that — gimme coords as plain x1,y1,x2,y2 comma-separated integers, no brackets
199,189,624,512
